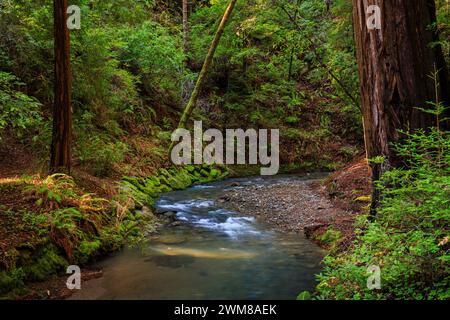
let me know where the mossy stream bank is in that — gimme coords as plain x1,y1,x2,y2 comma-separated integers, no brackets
0,165,228,299
121,164,229,208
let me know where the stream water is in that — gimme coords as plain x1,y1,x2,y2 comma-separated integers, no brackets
70,175,325,300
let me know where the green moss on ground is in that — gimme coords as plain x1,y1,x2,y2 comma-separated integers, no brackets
22,246,68,282
122,164,229,207
0,244,67,297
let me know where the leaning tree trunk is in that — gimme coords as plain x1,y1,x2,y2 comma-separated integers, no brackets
176,0,238,131
352,0,449,216
50,0,73,173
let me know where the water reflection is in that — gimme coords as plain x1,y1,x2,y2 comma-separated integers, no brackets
70,175,325,300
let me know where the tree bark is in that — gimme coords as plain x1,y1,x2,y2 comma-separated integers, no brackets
288,46,295,81
176,0,238,131
352,0,449,215
50,0,73,173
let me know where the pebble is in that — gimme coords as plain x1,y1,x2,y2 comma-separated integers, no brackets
223,180,349,234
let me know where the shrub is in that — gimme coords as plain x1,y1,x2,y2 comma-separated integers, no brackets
316,127,450,300
76,134,129,177
0,72,42,141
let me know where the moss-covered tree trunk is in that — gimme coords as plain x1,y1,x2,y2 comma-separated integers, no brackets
352,0,449,215
176,0,238,130
50,0,72,173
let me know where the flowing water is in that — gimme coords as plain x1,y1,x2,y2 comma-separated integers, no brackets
70,175,325,300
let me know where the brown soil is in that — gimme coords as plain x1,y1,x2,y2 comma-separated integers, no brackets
320,155,372,214
21,268,103,300
0,135,42,178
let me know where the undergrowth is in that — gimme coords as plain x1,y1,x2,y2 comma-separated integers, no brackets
0,173,145,297
316,107,450,300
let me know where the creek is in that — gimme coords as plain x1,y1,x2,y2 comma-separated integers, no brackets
70,175,325,300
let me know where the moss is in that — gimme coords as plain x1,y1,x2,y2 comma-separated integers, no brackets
23,246,67,282
0,272,16,295
121,165,229,208
0,174,150,298
159,168,171,178
158,175,170,187
121,181,150,206
0,245,68,297
76,240,102,264
199,169,210,177
0,268,27,297
99,227,125,252
167,170,192,190
149,176,161,186
210,168,220,178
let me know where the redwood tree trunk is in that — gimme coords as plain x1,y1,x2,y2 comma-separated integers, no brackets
352,0,449,215
51,0,73,173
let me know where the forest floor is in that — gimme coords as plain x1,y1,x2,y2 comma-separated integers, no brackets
224,156,372,250
0,136,153,299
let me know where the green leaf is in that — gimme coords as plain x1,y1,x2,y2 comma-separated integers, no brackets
297,291,312,300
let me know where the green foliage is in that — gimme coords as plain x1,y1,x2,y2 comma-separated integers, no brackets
0,268,26,295
117,21,186,98
24,174,77,209
316,228,342,249
76,134,129,177
51,208,84,236
0,171,150,297
19,173,141,262
22,211,50,236
77,240,102,263
297,291,312,300
435,1,450,67
0,0,188,174
0,0,363,173
317,124,450,300
0,0,448,301
0,72,42,141
188,0,361,167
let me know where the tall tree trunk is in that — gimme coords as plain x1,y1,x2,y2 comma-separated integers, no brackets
288,46,294,81
352,0,449,215
183,0,189,55
176,0,238,131
51,0,73,173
